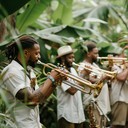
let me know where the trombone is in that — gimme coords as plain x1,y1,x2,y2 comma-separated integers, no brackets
37,60,102,97
73,62,116,79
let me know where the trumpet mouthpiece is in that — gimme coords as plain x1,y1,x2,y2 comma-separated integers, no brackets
72,62,76,65
37,60,41,64
72,62,79,67
37,60,43,65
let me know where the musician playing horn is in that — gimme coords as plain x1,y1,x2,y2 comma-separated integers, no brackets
0,35,66,128
78,41,111,128
110,45,128,128
56,45,85,128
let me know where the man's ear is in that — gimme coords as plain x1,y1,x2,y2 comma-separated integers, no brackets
87,52,90,57
61,57,65,65
24,49,29,57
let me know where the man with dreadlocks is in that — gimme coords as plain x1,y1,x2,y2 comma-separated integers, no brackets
1,35,65,128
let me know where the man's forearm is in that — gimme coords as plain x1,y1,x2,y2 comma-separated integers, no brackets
31,78,56,104
16,78,56,105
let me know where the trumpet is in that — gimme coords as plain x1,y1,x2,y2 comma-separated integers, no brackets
37,60,102,97
97,56,127,60
98,56,128,67
73,62,116,79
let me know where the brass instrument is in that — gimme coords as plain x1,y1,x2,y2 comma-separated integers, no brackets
98,56,128,81
97,56,127,60
37,60,102,97
73,62,116,79
97,56,128,67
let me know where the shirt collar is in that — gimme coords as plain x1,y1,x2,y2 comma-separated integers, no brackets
11,60,28,73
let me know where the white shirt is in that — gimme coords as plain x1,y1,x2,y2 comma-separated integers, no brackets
57,67,85,123
78,61,111,115
1,60,42,128
110,64,128,105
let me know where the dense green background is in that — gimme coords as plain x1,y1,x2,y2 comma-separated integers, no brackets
0,0,128,127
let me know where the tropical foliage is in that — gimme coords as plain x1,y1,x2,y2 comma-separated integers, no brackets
0,0,128,127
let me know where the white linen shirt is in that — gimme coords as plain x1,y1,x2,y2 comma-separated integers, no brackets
57,67,85,123
110,64,128,105
78,61,111,115
1,60,42,128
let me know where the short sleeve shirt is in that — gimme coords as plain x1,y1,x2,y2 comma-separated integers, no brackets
78,61,111,115
57,67,85,123
110,64,128,105
1,60,42,128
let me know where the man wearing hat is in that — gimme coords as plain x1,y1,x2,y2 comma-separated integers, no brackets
56,45,85,128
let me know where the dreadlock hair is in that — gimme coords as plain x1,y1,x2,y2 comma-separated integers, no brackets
5,35,38,61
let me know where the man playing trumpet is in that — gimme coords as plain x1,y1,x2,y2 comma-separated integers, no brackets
1,35,67,128
56,45,85,128
78,41,111,128
109,45,128,128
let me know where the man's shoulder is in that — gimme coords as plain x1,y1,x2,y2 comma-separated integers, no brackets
92,62,99,67
1,60,24,76
70,67,77,72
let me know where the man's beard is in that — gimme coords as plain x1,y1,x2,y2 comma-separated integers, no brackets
65,61,72,68
92,58,97,63
28,59,36,68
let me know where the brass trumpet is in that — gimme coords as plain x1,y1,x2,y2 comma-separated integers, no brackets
97,56,127,60
73,62,116,79
98,56,128,68
37,60,102,97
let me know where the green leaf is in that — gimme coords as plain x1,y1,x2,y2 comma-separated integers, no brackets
35,25,66,34
32,20,52,29
83,18,108,24
38,39,49,63
0,0,30,20
97,42,110,48
107,43,123,54
16,0,52,32
87,4,109,20
52,0,73,25
34,32,75,45
55,26,79,38
0,38,12,47
73,8,92,18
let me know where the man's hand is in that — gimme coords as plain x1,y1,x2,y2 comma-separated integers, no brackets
50,68,68,86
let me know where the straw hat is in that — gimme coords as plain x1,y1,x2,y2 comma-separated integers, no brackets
56,45,73,58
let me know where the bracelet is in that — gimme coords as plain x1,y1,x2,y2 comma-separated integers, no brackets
47,75,56,87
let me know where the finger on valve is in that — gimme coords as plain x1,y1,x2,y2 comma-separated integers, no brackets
57,69,68,81
50,69,67,82
49,69,67,86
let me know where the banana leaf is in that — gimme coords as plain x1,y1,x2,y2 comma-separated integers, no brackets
52,0,73,25
0,0,30,20
16,0,52,32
